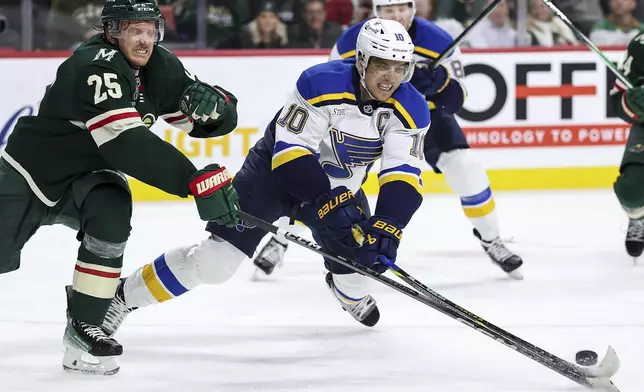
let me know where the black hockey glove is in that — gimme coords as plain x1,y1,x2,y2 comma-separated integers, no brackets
316,186,366,247
180,82,230,124
189,164,239,227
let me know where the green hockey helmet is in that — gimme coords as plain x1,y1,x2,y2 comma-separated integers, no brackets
101,0,164,42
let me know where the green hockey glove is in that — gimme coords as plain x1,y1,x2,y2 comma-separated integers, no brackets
624,86,644,121
180,82,229,124
189,164,239,227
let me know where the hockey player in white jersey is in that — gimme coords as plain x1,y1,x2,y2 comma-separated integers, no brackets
253,0,524,280
98,19,430,338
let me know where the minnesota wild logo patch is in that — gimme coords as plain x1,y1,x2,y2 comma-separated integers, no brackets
628,143,644,153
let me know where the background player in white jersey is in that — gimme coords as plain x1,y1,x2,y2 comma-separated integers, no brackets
254,0,523,280
95,19,431,343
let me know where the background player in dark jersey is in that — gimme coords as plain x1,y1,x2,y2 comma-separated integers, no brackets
609,33,644,262
0,0,239,375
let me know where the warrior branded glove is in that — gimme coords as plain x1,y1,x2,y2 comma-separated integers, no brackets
180,82,230,124
411,61,450,97
356,216,402,273
189,164,239,227
316,186,366,247
624,86,644,121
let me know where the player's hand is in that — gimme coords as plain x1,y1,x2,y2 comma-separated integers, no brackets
411,62,450,97
180,82,230,124
354,216,402,273
189,164,239,227
624,86,644,121
316,186,366,247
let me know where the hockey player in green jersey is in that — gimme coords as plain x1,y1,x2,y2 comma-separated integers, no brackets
610,32,644,262
0,0,239,375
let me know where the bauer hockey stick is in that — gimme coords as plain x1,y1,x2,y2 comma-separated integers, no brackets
430,0,503,69
237,211,621,391
540,0,633,89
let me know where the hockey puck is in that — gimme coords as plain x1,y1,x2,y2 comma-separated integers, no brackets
575,350,598,366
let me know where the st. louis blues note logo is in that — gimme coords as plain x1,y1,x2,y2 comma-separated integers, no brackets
321,128,383,179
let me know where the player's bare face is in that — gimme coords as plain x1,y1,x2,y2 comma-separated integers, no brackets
364,57,408,102
377,4,414,29
118,21,156,67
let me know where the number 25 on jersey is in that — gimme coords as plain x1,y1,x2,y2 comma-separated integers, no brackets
88,73,123,104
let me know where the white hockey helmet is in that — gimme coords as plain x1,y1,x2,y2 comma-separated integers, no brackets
372,0,416,19
355,18,415,83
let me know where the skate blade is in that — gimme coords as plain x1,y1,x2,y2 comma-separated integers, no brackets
62,348,120,376
506,266,524,280
250,267,262,281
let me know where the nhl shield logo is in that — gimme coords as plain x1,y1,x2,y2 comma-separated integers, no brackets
363,105,373,114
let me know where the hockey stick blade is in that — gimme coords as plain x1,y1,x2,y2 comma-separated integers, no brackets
577,345,620,379
238,211,620,390
581,347,621,392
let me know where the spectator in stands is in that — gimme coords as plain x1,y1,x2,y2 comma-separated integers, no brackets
415,0,434,20
288,0,342,48
591,0,644,45
554,0,603,36
237,0,288,48
351,0,373,25
434,0,486,26
467,0,518,48
174,0,250,48
46,0,103,50
527,0,578,46
326,0,354,28
248,0,302,25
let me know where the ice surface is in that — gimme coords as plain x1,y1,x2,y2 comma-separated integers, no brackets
1,190,642,392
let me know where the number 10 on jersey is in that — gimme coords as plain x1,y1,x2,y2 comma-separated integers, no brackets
277,104,310,134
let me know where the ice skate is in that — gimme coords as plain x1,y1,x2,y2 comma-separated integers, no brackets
251,236,287,280
62,287,122,375
625,218,644,264
101,278,136,336
325,272,380,327
474,229,524,280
